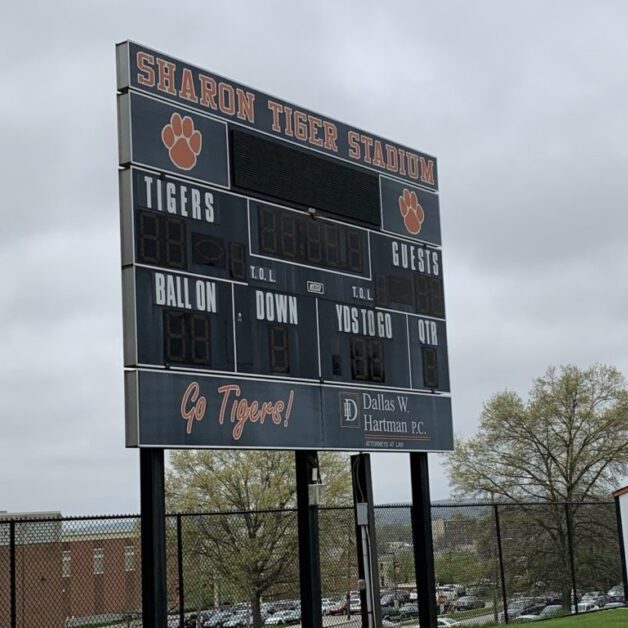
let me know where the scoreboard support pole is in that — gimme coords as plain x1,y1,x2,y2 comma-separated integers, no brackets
295,451,323,628
410,452,437,628
351,454,382,628
140,448,168,628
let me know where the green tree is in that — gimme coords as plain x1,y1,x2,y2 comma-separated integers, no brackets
166,450,351,628
435,550,484,585
446,364,628,603
447,365,628,502
386,550,414,585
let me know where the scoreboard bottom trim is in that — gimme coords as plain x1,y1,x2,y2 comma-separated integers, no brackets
125,369,453,452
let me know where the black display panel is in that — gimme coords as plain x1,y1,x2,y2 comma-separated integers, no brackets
163,310,212,367
415,275,445,318
257,203,366,274
231,129,381,226
422,346,438,389
117,37,453,453
137,211,187,270
350,336,385,382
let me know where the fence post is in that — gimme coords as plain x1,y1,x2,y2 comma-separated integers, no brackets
613,494,628,604
564,503,578,613
140,448,168,628
10,520,16,628
493,505,508,624
409,453,437,628
296,451,323,628
177,514,185,628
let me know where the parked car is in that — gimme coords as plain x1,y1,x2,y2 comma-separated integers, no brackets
381,606,403,622
437,619,460,627
398,603,420,620
581,591,608,606
264,610,300,625
184,613,200,628
498,599,544,623
467,584,490,598
381,591,412,608
517,604,566,622
453,595,484,611
203,608,233,628
608,584,625,598
329,600,347,616
575,602,599,613
436,586,459,603
226,612,252,628
321,598,338,615
329,597,360,615
203,610,234,628
261,603,277,617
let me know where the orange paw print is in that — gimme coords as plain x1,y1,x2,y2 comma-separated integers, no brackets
161,112,202,170
398,188,425,235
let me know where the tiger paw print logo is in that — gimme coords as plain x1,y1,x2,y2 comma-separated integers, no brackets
398,188,425,235
161,112,202,170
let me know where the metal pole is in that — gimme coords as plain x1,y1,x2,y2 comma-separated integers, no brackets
295,451,322,628
393,552,398,606
177,514,185,628
409,452,437,628
564,503,578,614
493,505,508,624
10,520,16,628
351,453,382,628
614,495,628,605
140,448,168,628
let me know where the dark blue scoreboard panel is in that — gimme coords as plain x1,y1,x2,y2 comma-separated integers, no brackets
117,42,453,451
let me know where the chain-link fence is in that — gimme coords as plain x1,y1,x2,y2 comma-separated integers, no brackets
0,502,624,627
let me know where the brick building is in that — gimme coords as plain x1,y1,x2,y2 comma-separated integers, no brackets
0,513,142,628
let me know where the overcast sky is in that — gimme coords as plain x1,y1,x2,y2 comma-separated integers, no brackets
2,1,628,515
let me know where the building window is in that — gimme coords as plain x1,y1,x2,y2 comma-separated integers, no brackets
93,547,104,575
62,550,71,578
124,545,135,572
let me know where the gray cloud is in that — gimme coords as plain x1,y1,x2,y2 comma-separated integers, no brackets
2,0,628,514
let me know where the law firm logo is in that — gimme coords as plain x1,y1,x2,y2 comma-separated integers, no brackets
398,188,425,235
339,392,361,429
161,112,202,170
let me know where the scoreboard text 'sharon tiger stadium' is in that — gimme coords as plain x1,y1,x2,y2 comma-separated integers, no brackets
116,42,453,452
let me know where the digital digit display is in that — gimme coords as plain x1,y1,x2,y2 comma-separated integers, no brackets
229,242,247,280
269,325,290,373
422,346,438,389
137,211,187,270
415,275,445,318
350,336,385,383
163,310,212,367
258,205,365,274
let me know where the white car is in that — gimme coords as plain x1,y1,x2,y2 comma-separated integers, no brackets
573,602,599,613
437,618,460,627
517,605,565,622
608,584,625,597
264,610,300,625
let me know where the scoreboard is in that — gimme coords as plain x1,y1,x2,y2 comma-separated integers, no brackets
116,42,453,452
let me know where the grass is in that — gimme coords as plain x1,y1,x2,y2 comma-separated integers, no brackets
431,608,628,627
523,608,628,626
496,608,628,627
